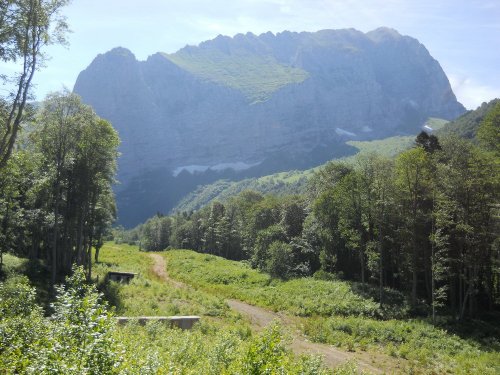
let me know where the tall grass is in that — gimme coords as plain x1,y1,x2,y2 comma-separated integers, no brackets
164,249,500,374
165,250,407,318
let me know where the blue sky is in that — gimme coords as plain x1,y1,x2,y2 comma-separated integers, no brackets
18,0,500,109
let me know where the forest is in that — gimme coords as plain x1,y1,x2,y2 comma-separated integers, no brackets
117,111,500,320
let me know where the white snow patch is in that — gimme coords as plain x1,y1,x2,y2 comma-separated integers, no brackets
361,126,373,132
335,128,357,137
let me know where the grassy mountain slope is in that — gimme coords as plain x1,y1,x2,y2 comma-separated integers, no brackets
164,48,309,103
437,98,499,139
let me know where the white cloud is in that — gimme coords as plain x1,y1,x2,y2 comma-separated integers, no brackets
449,74,500,110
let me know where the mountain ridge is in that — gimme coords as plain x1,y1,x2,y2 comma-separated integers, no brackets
73,27,465,226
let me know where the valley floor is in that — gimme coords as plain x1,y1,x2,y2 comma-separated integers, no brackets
148,252,389,374
91,243,499,374
3,243,498,373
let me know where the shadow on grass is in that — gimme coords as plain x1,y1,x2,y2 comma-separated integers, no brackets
98,279,125,314
436,313,500,351
2,256,53,311
350,282,410,319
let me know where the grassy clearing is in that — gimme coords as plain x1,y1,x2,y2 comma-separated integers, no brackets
92,243,233,319
164,249,500,374
2,249,352,374
5,244,498,373
304,316,500,374
165,250,407,318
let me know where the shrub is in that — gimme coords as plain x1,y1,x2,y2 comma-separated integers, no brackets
0,266,122,373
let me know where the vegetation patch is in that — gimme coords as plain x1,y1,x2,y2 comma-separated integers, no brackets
164,49,309,103
304,316,500,374
92,243,232,318
166,250,406,318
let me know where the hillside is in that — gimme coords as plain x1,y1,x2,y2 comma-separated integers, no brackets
163,38,310,103
173,129,435,212
73,28,465,226
437,98,500,139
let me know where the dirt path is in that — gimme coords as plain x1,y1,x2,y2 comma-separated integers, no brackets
149,253,386,374
149,253,185,288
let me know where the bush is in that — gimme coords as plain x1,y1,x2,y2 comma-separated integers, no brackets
0,266,121,373
0,276,47,373
266,241,294,279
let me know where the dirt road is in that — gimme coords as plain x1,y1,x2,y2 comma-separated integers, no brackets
149,253,185,288
149,253,386,374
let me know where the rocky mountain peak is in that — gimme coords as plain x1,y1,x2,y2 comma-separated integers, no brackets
73,28,465,226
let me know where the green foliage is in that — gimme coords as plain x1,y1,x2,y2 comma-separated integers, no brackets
0,275,47,373
0,90,120,283
141,215,171,251
251,224,287,269
0,0,70,168
174,171,310,214
164,48,309,103
266,241,294,279
239,322,290,374
304,316,500,373
477,101,500,157
438,98,500,140
115,320,332,374
47,266,121,373
0,266,120,373
166,250,406,318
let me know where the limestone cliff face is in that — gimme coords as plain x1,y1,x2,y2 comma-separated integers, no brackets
73,28,465,225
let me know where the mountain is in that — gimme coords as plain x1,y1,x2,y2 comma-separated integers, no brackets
73,27,465,227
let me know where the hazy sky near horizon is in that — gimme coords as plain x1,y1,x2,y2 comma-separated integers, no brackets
18,0,500,109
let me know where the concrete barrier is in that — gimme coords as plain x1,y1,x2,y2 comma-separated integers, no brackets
116,316,200,330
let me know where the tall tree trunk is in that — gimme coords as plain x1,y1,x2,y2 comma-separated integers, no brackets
411,237,418,307
94,246,100,263
378,211,384,306
360,250,365,284
76,213,84,266
51,201,59,286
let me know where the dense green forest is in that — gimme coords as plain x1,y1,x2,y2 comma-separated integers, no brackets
118,105,500,320
0,91,119,284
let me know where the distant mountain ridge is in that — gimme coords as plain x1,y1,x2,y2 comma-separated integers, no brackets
73,27,465,226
